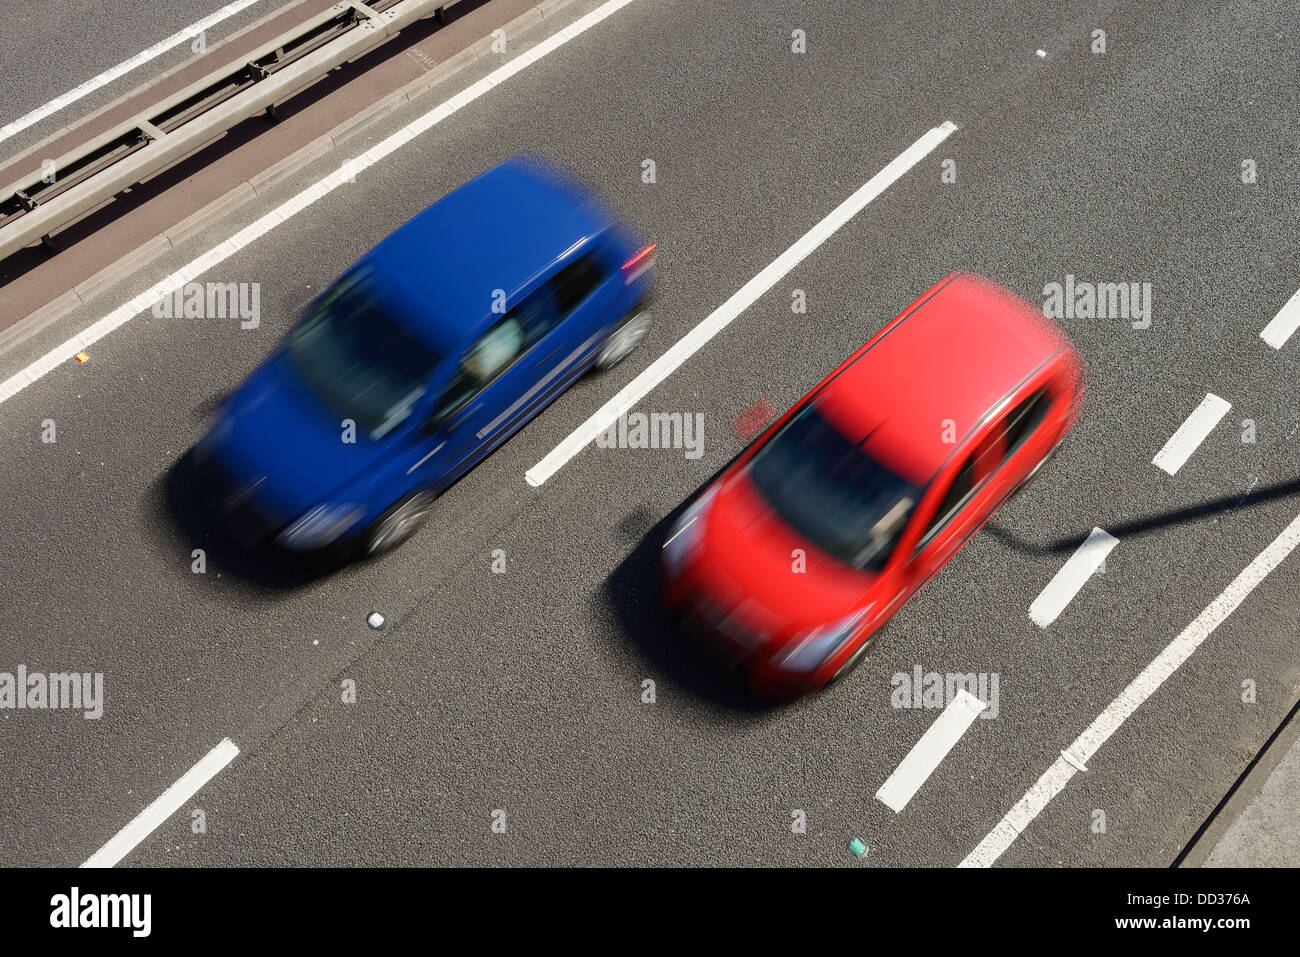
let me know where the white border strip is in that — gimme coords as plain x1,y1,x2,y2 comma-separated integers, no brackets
0,0,644,408
1028,527,1117,628
1151,393,1231,476
876,689,986,813
0,0,265,145
524,120,959,487
962,510,1300,867
1260,288,1300,350
82,737,239,868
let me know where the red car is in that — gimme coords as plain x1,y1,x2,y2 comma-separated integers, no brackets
661,272,1085,698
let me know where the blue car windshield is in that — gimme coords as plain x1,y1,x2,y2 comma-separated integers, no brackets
288,269,441,439
747,403,922,571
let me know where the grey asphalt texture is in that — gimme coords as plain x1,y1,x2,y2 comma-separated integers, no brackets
0,0,1297,866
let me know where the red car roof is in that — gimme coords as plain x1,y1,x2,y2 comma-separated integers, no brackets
814,273,1069,486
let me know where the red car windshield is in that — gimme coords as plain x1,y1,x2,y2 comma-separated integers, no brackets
747,403,921,571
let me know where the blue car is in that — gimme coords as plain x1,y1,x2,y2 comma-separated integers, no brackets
194,154,655,555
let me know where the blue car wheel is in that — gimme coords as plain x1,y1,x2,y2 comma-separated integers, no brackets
362,489,436,556
593,310,651,372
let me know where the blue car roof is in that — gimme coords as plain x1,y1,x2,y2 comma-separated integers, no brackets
357,155,618,352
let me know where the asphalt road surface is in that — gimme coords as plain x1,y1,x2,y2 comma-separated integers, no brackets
0,0,1297,866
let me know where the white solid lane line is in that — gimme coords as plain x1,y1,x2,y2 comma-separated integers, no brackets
524,120,960,487
876,689,987,813
82,738,239,868
1151,393,1231,476
1028,527,1118,628
963,509,1300,867
1260,288,1300,350
0,0,646,408
0,0,264,146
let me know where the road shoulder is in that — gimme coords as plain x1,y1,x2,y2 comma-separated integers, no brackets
1179,692,1300,867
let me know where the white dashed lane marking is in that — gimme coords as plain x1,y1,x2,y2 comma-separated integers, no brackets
1151,393,1231,476
1028,527,1118,628
876,689,987,813
1261,288,1300,349
82,738,239,868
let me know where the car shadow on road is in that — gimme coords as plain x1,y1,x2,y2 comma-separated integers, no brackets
148,448,353,592
600,463,793,716
986,475,1300,556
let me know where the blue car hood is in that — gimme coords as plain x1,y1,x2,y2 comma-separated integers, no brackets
212,351,392,521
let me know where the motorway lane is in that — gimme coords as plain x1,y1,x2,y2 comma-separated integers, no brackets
0,0,1296,865
0,1,289,154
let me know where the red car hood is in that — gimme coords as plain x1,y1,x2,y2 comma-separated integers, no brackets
690,469,877,641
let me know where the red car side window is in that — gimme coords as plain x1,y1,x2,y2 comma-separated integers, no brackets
918,432,1005,549
998,388,1051,462
918,454,975,547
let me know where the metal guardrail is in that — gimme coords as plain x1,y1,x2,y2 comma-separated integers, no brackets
0,0,456,261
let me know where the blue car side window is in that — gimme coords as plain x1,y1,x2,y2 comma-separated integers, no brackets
512,289,556,350
464,318,523,382
431,316,526,424
550,253,605,320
